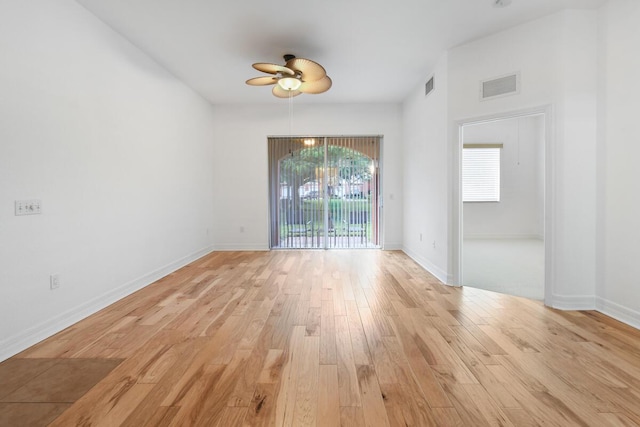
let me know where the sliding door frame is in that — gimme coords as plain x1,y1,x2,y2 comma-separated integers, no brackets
268,135,383,250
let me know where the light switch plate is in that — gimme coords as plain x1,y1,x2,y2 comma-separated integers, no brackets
15,200,41,216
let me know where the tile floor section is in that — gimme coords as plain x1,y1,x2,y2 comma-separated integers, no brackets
0,358,122,426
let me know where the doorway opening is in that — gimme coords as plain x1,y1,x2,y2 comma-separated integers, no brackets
268,136,381,249
458,112,548,300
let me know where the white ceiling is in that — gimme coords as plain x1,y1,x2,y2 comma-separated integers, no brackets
76,0,605,105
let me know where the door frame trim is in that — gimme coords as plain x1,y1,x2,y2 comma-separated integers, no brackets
451,105,554,304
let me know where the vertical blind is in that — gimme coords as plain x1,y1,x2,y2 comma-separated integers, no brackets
462,143,502,202
268,136,381,249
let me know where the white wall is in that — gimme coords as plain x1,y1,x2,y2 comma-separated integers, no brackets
447,10,598,307
401,55,450,283
210,103,403,250
554,10,599,309
596,0,640,328
463,116,544,239
0,0,216,361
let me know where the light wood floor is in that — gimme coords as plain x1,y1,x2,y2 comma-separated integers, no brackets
3,250,640,426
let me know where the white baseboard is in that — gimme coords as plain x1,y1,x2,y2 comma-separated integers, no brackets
596,297,640,330
212,243,270,251
0,245,215,363
383,242,402,251
547,293,596,310
464,234,544,240
401,247,450,285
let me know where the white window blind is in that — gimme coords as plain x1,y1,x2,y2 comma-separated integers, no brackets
462,144,502,202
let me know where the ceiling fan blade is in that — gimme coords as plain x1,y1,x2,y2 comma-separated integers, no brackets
246,76,277,86
299,76,332,94
285,57,326,82
272,85,301,98
252,63,295,75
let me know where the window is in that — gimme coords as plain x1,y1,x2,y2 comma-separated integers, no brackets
462,144,502,202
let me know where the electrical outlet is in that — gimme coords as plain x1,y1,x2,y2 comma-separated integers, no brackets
433,241,437,249
419,233,423,242
15,200,42,216
50,274,60,290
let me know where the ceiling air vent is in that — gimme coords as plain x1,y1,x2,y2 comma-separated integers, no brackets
425,76,434,97
480,72,519,101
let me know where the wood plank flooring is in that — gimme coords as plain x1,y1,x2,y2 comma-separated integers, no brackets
2,250,640,426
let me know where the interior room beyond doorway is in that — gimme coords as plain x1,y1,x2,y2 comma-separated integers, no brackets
461,114,545,300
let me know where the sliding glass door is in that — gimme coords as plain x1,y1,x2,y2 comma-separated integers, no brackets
268,136,381,249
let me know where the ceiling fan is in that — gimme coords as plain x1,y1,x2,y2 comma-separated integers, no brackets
246,54,332,98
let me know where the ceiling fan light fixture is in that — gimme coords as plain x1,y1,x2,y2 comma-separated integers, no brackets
247,55,330,97
278,76,301,91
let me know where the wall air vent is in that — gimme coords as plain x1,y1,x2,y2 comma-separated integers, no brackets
425,76,434,97
480,72,519,101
